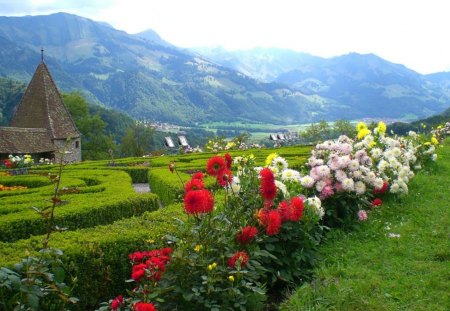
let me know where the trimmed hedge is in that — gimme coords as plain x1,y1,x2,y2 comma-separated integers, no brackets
0,170,159,242
0,204,185,310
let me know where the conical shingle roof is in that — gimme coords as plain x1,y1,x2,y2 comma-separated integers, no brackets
10,62,80,139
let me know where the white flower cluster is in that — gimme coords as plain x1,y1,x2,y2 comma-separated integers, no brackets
303,135,384,200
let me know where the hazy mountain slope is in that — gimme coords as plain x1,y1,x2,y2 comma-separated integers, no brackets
192,47,323,82
0,13,448,124
275,53,449,120
0,13,326,125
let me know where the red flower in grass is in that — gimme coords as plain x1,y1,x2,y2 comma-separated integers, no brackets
374,181,389,194
259,168,277,205
236,226,258,244
134,301,157,311
371,198,383,208
184,189,214,214
3,159,12,168
192,172,204,180
228,251,250,269
266,210,282,236
217,169,233,187
111,295,124,310
224,153,232,169
184,178,205,192
206,156,226,176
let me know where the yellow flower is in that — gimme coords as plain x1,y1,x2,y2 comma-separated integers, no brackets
376,121,387,134
146,239,155,244
194,245,203,252
356,122,367,132
431,136,439,145
424,142,431,146
207,262,218,271
357,128,371,140
226,141,236,149
369,141,377,148
228,275,235,282
265,153,278,167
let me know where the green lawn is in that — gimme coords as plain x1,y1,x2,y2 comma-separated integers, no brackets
281,138,450,311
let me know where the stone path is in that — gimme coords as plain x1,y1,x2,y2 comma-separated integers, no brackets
132,183,151,193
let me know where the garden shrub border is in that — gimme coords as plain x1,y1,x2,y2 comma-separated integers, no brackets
0,204,185,310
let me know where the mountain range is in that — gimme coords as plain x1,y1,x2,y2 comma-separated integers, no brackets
0,12,449,125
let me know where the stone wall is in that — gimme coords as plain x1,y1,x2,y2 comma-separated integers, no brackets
53,138,82,163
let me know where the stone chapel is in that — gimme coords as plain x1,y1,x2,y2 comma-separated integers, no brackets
0,59,81,162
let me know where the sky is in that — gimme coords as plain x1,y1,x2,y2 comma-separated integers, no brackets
0,0,449,74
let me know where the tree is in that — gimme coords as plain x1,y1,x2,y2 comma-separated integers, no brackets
333,119,356,138
120,124,155,157
63,92,115,160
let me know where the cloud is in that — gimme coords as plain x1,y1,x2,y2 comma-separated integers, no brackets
0,0,115,16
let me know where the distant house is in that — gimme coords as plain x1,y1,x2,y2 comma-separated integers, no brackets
0,60,81,162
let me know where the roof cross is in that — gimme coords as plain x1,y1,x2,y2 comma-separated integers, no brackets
41,48,44,62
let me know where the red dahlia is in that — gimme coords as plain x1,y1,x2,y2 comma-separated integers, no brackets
134,301,157,311
259,168,277,202
228,251,250,269
225,153,232,169
288,197,304,222
184,189,214,214
111,295,124,310
131,263,147,282
217,169,233,187
371,198,383,207
266,210,282,236
184,178,205,192
374,181,389,194
192,172,204,180
206,156,226,176
236,226,258,244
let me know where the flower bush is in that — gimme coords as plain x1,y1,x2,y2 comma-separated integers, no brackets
100,121,440,310
2,154,34,169
100,152,324,310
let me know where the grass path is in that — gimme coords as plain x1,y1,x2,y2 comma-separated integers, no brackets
281,138,450,311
